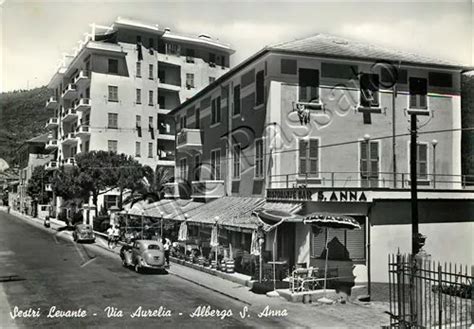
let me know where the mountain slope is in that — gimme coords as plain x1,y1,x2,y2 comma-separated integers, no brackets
0,86,53,166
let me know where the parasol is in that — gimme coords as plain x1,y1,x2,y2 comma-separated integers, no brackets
303,213,361,303
250,230,260,256
210,220,219,267
178,221,188,242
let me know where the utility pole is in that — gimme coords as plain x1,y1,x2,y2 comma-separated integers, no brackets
392,83,397,188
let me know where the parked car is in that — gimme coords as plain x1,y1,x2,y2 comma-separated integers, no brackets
120,240,166,273
72,224,95,243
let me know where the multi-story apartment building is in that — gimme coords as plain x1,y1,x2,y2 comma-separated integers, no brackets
167,34,473,282
43,17,234,210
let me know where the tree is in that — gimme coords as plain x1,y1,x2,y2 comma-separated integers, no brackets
124,165,173,207
27,166,52,204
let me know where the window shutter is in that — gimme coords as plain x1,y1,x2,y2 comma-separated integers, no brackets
299,140,307,174
309,139,319,174
217,97,221,123
360,142,368,175
346,224,365,260
312,229,326,258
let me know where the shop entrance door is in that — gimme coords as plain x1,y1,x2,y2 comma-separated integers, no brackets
277,222,296,269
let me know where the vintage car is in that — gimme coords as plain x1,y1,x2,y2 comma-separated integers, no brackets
120,240,166,273
72,224,95,243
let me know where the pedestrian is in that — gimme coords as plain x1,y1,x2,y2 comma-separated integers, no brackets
112,225,120,248
162,236,171,267
107,225,114,248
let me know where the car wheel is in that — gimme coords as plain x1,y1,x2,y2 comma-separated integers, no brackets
134,264,140,273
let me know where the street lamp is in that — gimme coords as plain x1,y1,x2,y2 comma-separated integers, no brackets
363,134,371,187
431,139,438,189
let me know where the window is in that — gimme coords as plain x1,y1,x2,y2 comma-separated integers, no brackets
211,150,221,180
166,43,180,56
256,70,264,106
148,90,154,106
149,64,154,80
233,144,241,179
179,115,187,130
311,218,366,261
321,63,358,80
186,73,194,88
298,139,319,177
148,142,153,158
158,69,165,83
233,85,241,115
409,77,428,109
281,59,297,75
194,154,201,181
108,59,118,74
108,140,118,153
209,53,216,64
429,72,452,88
135,142,141,157
211,97,221,125
104,195,118,211
136,89,141,104
241,69,255,88
108,113,118,129
360,74,380,107
299,68,320,102
180,158,188,180
136,115,141,128
136,62,141,77
410,143,428,180
255,139,264,178
149,116,153,128
360,140,379,187
108,86,118,102
209,77,216,84
195,108,200,129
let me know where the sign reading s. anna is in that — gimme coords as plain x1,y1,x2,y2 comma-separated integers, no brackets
267,188,369,202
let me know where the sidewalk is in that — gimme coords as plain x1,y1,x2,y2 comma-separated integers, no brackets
1,207,391,327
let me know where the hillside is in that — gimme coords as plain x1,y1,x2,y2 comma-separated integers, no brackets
0,86,53,166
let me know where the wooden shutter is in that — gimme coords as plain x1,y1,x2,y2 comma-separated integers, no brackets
346,222,365,260
370,141,379,177
216,97,221,123
311,229,326,258
299,140,307,174
360,142,368,177
309,139,319,175
418,144,428,179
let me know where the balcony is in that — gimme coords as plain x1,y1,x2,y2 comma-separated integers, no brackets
191,180,225,200
45,117,59,129
62,83,78,99
74,70,90,87
76,125,90,137
44,184,53,192
75,98,91,112
158,80,181,92
176,129,202,151
63,157,76,166
45,161,58,171
62,108,78,122
62,132,77,145
45,97,59,110
45,139,58,150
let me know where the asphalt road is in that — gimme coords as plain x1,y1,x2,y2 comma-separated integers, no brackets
0,212,288,328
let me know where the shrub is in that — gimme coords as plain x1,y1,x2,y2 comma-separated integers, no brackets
250,281,289,294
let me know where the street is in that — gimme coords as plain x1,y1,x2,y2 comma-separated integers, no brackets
0,211,291,328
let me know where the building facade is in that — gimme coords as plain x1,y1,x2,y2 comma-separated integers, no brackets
168,34,473,283
43,17,234,211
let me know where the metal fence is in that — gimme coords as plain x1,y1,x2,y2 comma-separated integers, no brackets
388,253,473,328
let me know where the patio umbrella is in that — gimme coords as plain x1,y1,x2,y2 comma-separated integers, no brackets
250,230,260,256
303,213,361,303
178,221,188,242
210,224,219,265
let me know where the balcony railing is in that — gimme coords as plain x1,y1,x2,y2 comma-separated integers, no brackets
45,117,59,129
158,80,181,92
75,98,91,112
191,180,225,200
45,161,58,171
62,132,77,145
268,171,474,190
62,108,78,122
62,83,78,99
45,139,58,150
74,70,90,86
176,129,202,151
76,125,90,137
45,97,58,110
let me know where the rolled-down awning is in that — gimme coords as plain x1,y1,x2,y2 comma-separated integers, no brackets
303,213,361,230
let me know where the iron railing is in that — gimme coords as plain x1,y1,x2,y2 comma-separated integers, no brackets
268,172,474,190
388,253,473,328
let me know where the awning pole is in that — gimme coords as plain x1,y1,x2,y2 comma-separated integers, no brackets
273,226,277,291
323,227,329,295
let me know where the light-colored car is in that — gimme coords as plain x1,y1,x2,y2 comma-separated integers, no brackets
72,224,95,243
121,240,166,273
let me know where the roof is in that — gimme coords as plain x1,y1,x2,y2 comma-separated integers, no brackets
26,133,50,144
170,33,467,116
268,33,465,69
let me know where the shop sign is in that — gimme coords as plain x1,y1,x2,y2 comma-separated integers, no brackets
267,188,368,202
315,190,368,202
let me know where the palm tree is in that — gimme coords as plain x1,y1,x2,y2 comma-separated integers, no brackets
123,165,173,207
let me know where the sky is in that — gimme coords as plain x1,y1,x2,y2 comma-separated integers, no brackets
0,0,472,92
